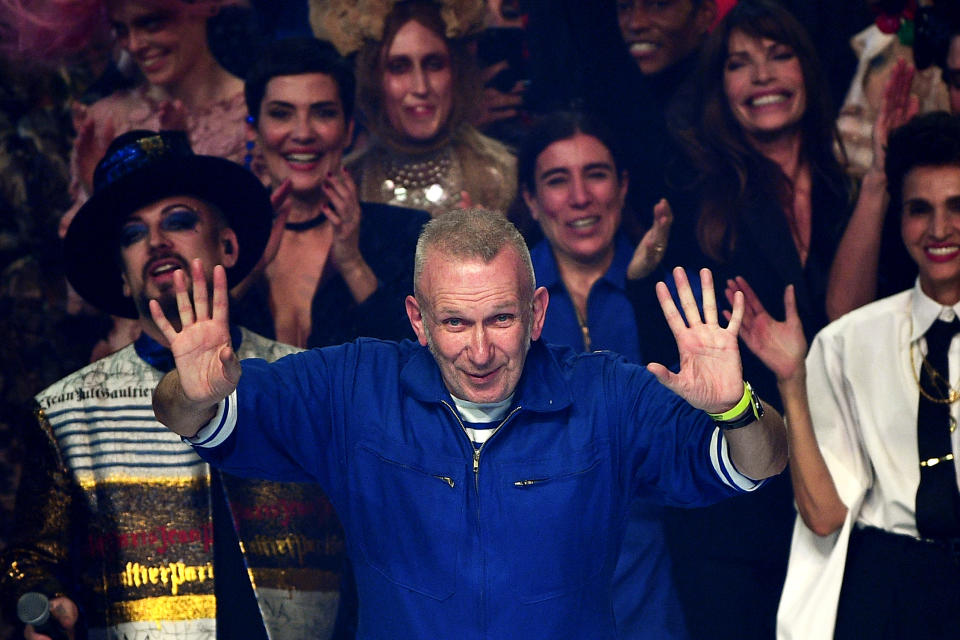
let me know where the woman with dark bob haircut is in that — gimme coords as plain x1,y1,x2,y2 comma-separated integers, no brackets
232,37,430,350
519,109,677,638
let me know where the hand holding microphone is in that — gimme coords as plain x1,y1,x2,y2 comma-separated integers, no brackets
17,592,75,640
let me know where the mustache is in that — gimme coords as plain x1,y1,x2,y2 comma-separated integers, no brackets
142,253,188,282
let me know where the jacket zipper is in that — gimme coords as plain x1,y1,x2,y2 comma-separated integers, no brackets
513,478,548,487
361,444,456,488
440,400,521,636
433,475,455,488
441,401,522,488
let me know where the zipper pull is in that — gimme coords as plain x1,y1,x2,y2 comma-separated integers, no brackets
473,448,480,474
513,478,545,488
433,475,455,488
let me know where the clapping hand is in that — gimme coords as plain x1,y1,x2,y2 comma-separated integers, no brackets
229,179,292,300
724,277,806,384
150,259,240,408
72,104,114,194
261,178,294,268
628,198,674,280
647,267,745,414
322,167,364,271
158,99,188,132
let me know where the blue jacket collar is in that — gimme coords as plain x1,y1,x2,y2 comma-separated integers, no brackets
135,325,243,372
530,232,633,293
399,339,573,413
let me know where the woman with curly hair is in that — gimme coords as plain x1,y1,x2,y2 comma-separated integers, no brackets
313,0,516,217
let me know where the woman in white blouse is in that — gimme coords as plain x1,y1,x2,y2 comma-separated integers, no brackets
727,111,960,639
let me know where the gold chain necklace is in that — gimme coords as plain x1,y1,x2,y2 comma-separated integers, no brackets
910,339,960,433
910,343,960,404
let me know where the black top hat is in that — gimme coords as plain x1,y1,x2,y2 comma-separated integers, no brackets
64,130,272,318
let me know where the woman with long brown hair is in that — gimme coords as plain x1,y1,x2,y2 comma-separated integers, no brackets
661,2,851,638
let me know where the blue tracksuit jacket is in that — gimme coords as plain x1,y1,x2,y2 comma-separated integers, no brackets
190,339,758,639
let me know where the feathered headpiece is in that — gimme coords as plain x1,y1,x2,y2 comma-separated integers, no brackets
310,0,486,56
0,0,238,64
0,0,108,62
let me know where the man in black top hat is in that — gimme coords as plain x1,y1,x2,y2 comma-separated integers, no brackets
0,130,350,640
63,130,273,325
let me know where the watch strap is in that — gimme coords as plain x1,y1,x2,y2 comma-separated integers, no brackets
707,382,752,421
708,382,763,430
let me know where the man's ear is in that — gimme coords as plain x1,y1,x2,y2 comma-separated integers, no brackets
121,269,131,299
220,228,239,269
405,295,430,346
529,286,549,342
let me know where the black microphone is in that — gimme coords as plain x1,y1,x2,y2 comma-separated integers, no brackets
16,592,69,640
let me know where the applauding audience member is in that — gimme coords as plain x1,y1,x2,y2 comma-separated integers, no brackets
519,109,679,638
233,37,429,348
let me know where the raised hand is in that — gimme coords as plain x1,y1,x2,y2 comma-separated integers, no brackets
872,58,918,172
150,258,240,407
158,99,189,132
474,60,526,129
647,267,745,414
321,167,364,270
724,277,806,384
726,285,843,529
627,198,674,279
71,105,114,194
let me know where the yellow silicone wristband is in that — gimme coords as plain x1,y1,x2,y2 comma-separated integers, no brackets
707,382,751,421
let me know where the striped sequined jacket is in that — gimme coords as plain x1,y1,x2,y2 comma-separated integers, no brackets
0,328,347,640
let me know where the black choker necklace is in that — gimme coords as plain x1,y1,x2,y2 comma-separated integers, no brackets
284,214,326,232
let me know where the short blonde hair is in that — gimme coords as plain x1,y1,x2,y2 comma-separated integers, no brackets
413,208,535,302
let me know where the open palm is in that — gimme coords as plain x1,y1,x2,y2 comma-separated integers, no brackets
724,276,806,383
648,267,745,414
150,259,240,405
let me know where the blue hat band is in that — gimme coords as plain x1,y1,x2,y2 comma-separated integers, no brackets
94,132,194,192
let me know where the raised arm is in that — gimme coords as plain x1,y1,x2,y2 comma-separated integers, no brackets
648,267,787,479
826,59,918,320
152,259,241,437
230,179,292,300
323,167,378,304
725,276,847,535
